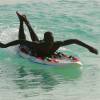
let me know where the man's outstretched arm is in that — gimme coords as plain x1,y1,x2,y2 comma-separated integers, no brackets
0,40,21,48
0,40,36,48
60,39,98,55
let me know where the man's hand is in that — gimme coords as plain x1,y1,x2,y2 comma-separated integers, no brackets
88,46,98,55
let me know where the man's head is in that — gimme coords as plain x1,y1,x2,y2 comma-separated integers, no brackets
44,31,54,44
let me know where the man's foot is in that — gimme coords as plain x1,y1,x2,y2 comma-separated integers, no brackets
21,15,29,24
16,11,24,21
16,11,28,23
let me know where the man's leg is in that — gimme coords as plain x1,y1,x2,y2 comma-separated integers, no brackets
22,15,39,41
16,12,26,40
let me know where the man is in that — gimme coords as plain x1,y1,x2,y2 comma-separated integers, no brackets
0,12,98,58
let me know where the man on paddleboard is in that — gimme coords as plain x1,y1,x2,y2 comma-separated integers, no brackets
0,12,98,57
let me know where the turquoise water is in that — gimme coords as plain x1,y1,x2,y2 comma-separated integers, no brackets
0,0,100,100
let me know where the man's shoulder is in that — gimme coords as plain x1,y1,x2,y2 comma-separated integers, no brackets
54,41,62,45
54,41,62,44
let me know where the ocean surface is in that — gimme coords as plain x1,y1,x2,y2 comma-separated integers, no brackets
0,0,100,100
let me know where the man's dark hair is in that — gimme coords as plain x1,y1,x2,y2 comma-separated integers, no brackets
44,31,54,43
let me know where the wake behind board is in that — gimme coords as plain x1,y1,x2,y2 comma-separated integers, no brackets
18,46,82,67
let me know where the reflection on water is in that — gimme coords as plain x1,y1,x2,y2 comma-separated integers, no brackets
14,63,82,92
48,66,82,80
14,66,58,91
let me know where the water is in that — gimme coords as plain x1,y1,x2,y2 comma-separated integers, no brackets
0,0,100,100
